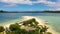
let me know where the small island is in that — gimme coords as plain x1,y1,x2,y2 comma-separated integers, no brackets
0,16,57,34
0,10,60,13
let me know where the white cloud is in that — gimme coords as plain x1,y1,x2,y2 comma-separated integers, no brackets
32,0,56,5
33,0,60,8
0,0,33,6
0,0,60,8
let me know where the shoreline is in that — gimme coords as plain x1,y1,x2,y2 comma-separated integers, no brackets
23,16,58,34
0,16,59,34
0,18,22,27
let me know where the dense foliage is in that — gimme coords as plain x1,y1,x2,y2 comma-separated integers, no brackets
0,26,5,32
0,26,5,34
9,23,20,31
0,18,52,34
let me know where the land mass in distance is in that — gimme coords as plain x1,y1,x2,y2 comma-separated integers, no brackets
0,10,60,13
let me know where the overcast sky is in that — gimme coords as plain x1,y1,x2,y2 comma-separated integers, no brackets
0,0,60,11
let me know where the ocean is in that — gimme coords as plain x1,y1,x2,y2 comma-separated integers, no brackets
0,13,60,34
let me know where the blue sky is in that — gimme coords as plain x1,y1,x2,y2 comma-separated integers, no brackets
0,0,60,11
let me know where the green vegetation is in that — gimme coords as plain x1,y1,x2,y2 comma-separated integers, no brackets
23,18,38,26
0,18,52,34
0,26,5,34
9,23,20,31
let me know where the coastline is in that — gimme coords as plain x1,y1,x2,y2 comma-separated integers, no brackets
0,16,59,34
0,18,22,27
22,16,58,34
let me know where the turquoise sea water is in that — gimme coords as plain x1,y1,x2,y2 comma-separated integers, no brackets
0,13,60,33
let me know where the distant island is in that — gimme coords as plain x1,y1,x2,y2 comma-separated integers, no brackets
0,10,60,13
44,10,60,13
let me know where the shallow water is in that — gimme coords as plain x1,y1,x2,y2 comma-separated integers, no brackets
0,13,60,33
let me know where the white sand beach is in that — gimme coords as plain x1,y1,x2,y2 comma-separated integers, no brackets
0,16,59,34
22,16,58,34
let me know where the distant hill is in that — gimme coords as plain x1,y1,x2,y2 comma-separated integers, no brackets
44,10,60,13
0,10,60,13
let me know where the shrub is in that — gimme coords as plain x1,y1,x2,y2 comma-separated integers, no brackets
9,23,20,31
0,26,5,32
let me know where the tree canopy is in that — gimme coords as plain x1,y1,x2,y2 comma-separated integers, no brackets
0,26,5,32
